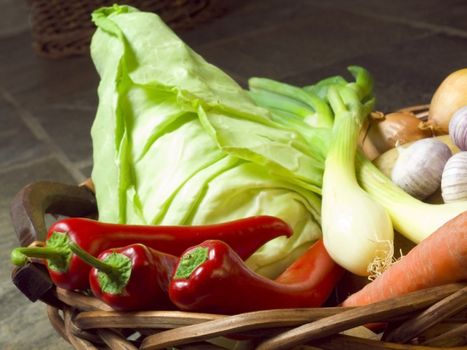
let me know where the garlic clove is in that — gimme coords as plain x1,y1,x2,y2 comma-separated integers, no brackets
449,106,467,151
441,151,467,203
391,138,452,200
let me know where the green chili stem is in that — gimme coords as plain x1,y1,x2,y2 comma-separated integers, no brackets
10,246,68,266
68,242,120,276
174,246,209,279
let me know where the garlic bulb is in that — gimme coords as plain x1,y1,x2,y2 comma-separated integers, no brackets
449,106,467,151
441,152,467,203
391,138,452,199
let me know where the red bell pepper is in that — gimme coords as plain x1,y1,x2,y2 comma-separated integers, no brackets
10,216,291,290
168,239,344,314
69,242,177,311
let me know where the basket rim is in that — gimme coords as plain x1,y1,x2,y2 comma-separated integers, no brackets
39,283,466,350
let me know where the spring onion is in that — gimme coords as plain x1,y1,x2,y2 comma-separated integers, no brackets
357,153,467,243
249,78,334,128
321,86,394,276
249,68,467,246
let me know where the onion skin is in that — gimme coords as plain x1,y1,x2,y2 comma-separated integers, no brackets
427,68,467,134
449,106,467,151
370,111,431,150
360,111,432,160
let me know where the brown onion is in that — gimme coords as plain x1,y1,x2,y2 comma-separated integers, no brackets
425,68,467,134
359,111,432,160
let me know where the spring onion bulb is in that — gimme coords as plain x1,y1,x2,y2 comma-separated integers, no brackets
322,86,394,276
356,153,467,243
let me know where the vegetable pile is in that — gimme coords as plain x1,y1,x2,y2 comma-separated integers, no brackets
10,4,467,318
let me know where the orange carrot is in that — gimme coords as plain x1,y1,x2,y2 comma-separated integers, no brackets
342,211,467,307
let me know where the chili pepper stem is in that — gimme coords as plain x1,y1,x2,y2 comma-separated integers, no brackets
69,242,132,295
174,247,209,279
68,243,120,276
10,246,69,266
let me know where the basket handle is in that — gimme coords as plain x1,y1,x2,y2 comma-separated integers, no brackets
10,180,97,247
10,180,97,307
11,263,63,307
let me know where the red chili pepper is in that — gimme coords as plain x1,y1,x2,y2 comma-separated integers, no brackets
10,216,291,290
69,242,177,311
168,239,344,314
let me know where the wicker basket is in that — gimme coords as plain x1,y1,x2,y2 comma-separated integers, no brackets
10,106,467,349
26,0,226,59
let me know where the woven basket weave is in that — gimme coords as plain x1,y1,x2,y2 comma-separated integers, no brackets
9,106,467,349
27,0,225,59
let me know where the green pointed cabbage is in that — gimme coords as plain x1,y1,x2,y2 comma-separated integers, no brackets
89,5,324,277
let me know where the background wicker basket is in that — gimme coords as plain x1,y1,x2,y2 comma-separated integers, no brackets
9,106,467,349
26,0,226,59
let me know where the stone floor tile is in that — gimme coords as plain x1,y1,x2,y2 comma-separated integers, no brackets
308,0,467,33
31,102,95,163
0,94,51,169
0,31,99,108
0,0,30,38
180,0,308,48
79,164,93,179
283,33,467,112
0,294,71,350
0,157,77,231
194,5,427,81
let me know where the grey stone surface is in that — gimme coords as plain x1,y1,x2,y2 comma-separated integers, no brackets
0,93,50,168
308,0,467,33
0,0,30,38
1,0,467,349
193,4,427,81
